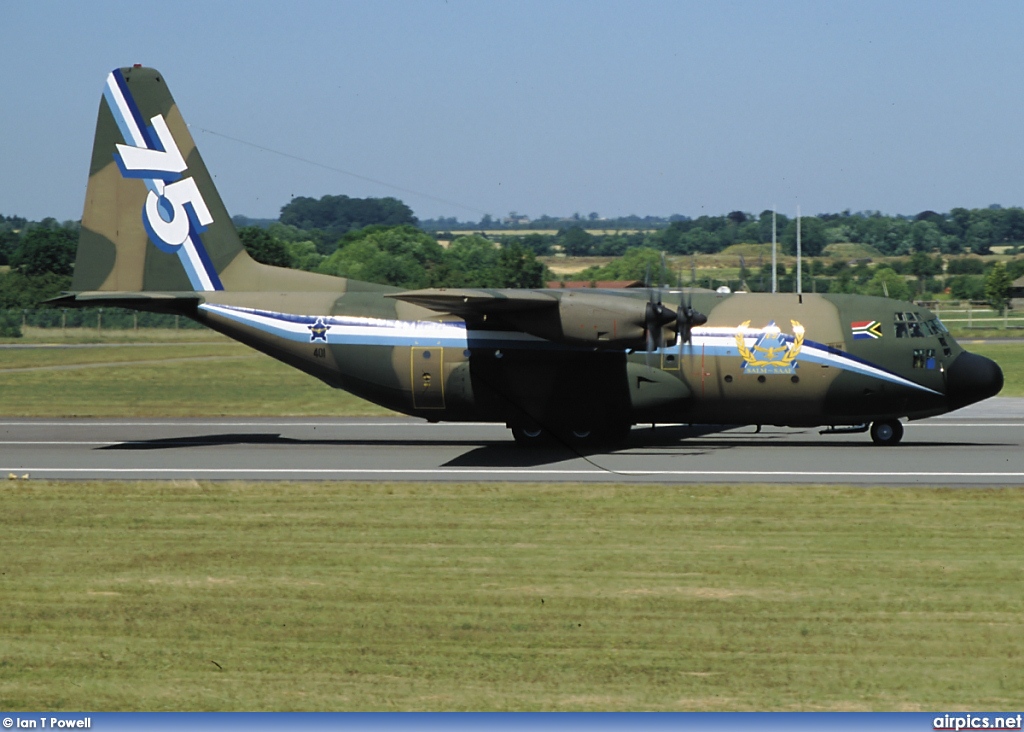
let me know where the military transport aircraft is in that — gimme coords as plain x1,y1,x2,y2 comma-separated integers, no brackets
51,66,1004,448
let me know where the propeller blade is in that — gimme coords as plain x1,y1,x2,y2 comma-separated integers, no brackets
644,300,678,353
678,289,707,345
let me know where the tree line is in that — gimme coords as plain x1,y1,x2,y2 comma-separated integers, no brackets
431,206,1024,259
239,224,544,290
5,195,1024,337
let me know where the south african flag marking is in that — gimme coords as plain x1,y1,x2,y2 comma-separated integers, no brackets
851,320,883,340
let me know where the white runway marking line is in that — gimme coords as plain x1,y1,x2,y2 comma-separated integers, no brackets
5,468,1024,479
1,421,1023,428
906,422,1024,427
0,441,117,446
0,421,503,428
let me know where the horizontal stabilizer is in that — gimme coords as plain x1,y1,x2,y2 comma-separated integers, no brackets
43,291,202,313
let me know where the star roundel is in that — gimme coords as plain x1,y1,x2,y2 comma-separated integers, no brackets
307,317,331,342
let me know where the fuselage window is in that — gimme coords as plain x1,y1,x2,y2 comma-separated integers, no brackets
912,348,937,369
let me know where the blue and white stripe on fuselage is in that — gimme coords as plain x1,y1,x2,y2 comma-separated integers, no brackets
201,304,940,395
683,326,939,394
200,303,551,349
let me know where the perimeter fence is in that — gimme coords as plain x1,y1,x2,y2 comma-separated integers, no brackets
923,301,1024,330
0,308,205,337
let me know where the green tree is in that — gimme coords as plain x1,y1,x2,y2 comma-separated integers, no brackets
11,226,78,277
948,274,986,301
828,269,858,294
284,240,325,271
238,227,291,267
781,216,826,257
317,225,444,288
573,247,663,283
279,195,416,237
515,233,554,256
0,271,72,308
863,267,911,300
965,219,993,254
985,262,1012,313
947,257,985,274
495,242,545,288
908,251,942,296
910,220,942,252
560,226,594,256
443,235,500,287
0,310,21,338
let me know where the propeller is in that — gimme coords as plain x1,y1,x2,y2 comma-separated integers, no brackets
677,293,707,345
644,298,678,352
642,252,707,363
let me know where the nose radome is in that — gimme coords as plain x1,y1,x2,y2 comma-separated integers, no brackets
946,352,1003,409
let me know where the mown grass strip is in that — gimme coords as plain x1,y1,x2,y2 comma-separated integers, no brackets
0,343,392,417
968,342,1024,397
1,481,1022,710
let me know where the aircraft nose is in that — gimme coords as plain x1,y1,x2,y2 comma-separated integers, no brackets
946,351,1003,408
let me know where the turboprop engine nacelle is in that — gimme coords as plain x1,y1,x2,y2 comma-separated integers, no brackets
503,292,677,350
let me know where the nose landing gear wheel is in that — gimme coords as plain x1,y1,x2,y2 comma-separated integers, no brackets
870,419,904,446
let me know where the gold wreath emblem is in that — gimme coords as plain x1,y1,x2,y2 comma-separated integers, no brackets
735,320,805,367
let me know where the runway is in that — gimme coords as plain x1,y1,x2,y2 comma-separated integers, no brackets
2,398,1023,485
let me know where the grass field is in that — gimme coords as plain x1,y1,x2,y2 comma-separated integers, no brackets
1,481,1022,711
2,335,1023,710
959,342,1024,396
0,340,393,417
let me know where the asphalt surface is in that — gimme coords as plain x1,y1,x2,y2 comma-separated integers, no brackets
2,398,1023,485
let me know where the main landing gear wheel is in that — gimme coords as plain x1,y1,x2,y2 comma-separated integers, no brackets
562,422,632,449
510,422,631,449
510,425,549,446
870,419,904,446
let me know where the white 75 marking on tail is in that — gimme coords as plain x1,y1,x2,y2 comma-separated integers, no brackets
115,113,213,252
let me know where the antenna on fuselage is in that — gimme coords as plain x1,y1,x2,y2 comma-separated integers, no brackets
796,204,802,295
771,207,777,294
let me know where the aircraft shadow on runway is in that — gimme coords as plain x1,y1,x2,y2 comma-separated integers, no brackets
97,427,1009,469
98,433,507,451
97,425,730,468
441,429,1008,467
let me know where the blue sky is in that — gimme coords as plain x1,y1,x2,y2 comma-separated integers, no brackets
3,1,1024,223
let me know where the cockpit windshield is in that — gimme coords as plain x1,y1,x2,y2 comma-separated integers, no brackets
894,311,947,338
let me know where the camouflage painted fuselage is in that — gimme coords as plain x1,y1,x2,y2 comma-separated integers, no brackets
182,285,992,430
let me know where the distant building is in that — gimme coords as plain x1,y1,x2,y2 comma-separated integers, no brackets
1010,274,1024,308
502,214,532,226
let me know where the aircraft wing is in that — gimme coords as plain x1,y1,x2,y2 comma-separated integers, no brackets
390,287,673,349
387,288,558,316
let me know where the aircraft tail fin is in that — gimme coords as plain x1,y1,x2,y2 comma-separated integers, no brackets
74,66,254,294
